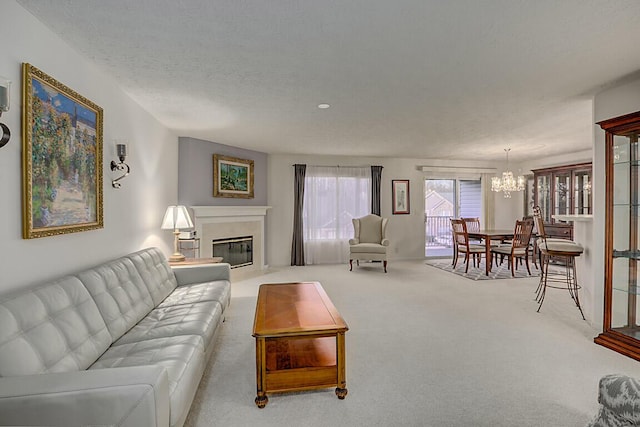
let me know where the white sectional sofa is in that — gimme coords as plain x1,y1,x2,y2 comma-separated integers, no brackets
0,247,231,427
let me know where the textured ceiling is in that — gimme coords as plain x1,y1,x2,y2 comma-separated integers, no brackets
16,0,640,161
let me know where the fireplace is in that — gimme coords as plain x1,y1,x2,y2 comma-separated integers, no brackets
213,236,253,268
190,206,271,277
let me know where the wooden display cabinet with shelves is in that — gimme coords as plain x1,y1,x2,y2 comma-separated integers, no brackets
595,110,640,360
533,162,592,240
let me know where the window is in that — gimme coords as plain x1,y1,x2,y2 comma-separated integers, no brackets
459,180,481,218
425,178,482,257
303,166,370,264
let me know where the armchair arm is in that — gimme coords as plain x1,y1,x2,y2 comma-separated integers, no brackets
172,262,231,286
381,238,390,246
349,238,360,245
0,366,170,427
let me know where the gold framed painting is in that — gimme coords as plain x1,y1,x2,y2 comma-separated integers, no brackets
213,154,254,198
22,63,104,239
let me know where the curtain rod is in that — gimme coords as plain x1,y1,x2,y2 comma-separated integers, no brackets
292,164,379,168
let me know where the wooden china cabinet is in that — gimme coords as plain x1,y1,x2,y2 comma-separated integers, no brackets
532,162,592,240
595,110,640,361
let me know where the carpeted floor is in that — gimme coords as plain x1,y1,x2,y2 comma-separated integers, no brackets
426,256,542,280
184,260,639,427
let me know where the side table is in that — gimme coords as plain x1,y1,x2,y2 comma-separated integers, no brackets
178,238,200,258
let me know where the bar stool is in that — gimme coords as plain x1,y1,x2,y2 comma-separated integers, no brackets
533,208,585,319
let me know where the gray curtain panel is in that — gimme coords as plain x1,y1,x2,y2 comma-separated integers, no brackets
291,164,307,266
371,165,383,216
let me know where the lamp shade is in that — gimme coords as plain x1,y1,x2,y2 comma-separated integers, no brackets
161,205,193,230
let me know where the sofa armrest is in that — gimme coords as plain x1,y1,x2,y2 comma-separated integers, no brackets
349,238,359,245
381,238,390,246
0,366,170,427
172,262,231,286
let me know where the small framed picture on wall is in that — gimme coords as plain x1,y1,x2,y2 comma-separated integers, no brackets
392,179,410,215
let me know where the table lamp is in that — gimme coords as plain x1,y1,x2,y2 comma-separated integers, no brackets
161,205,194,261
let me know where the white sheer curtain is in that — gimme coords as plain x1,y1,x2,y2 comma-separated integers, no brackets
303,166,370,264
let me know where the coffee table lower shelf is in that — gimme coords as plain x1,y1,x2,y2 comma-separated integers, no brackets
254,334,347,408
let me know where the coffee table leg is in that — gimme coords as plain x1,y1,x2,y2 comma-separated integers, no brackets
335,332,348,400
255,337,268,408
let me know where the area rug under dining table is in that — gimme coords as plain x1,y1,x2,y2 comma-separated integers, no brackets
426,258,543,281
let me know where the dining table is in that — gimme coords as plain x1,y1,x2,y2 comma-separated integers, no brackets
466,229,515,276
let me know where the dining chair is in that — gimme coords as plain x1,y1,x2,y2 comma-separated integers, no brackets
490,219,534,277
522,216,537,268
462,217,482,245
450,218,485,273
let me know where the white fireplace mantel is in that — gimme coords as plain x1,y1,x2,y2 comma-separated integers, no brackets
190,206,271,272
191,206,271,218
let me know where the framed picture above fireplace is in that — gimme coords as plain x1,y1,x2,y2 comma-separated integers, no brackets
213,154,254,198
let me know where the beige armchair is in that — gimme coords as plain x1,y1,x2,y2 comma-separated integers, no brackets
349,214,389,272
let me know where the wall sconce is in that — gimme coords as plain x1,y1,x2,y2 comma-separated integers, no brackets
110,141,130,188
0,76,11,149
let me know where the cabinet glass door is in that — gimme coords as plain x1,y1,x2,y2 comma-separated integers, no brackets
573,170,592,214
611,134,640,339
537,175,551,222
554,173,571,216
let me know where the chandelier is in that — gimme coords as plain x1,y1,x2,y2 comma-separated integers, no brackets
491,148,525,198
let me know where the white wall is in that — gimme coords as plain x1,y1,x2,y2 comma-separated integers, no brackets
0,1,177,293
518,149,593,173
267,153,513,266
592,78,640,328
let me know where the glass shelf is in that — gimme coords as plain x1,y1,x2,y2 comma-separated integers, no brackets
613,285,640,295
611,327,640,340
612,160,640,166
613,250,640,259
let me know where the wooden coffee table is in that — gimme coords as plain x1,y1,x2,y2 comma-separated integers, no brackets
252,282,349,408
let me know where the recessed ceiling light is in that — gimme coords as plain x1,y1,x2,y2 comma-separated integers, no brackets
317,103,330,109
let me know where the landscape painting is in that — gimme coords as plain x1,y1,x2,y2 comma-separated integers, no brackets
22,63,103,239
213,154,254,198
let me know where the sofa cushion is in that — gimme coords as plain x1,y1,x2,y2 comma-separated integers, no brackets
0,276,111,376
90,335,205,427
158,281,230,311
126,248,178,306
77,258,155,342
113,301,222,353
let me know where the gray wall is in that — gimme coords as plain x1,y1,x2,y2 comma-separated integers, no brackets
178,137,268,206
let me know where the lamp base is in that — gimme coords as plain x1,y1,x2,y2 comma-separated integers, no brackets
169,253,186,262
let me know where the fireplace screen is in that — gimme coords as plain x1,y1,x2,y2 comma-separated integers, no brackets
212,236,253,268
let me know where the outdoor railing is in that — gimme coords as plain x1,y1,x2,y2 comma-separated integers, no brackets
425,215,453,248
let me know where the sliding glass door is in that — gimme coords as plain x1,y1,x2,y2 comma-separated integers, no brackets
425,178,481,257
